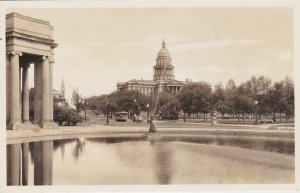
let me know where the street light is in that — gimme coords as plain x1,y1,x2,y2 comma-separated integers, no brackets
254,100,258,124
146,103,150,123
106,101,110,125
85,101,88,122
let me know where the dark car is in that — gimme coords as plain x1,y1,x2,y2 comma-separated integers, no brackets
257,119,273,124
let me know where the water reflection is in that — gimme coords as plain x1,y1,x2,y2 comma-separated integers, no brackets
33,141,53,185
162,135,294,155
53,138,75,161
7,144,21,185
21,143,29,185
151,140,173,184
7,134,295,185
72,138,85,162
7,141,53,186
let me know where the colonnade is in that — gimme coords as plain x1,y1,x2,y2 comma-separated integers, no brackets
166,86,181,94
6,52,56,130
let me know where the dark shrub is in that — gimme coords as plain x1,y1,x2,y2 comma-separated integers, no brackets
54,106,83,126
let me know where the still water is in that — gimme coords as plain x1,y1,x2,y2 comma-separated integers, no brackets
21,135,295,184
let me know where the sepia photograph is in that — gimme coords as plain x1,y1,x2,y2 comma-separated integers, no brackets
1,1,298,191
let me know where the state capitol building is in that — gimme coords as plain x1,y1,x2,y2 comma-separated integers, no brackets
117,41,208,96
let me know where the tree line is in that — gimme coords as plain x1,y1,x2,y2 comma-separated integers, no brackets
73,76,294,123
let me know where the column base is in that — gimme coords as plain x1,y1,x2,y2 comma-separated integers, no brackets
40,122,58,129
22,122,36,130
22,120,31,124
33,120,40,124
7,122,23,130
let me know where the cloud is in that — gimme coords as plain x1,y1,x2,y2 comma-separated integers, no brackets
277,51,293,61
236,39,261,45
199,65,228,73
172,38,261,52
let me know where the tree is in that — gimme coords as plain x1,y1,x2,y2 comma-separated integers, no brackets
177,83,212,121
234,94,254,123
276,77,294,122
224,79,238,117
177,85,196,121
192,83,212,121
215,100,228,118
156,91,180,119
211,82,227,117
54,104,83,126
113,90,148,115
265,77,294,122
102,94,118,125
71,88,83,113
87,95,107,115
245,76,272,118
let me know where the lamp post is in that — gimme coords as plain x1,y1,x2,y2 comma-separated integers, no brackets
254,100,258,124
133,99,138,122
146,103,150,123
106,101,110,125
85,101,88,122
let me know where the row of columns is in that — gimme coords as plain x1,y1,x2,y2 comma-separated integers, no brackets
153,68,174,81
167,86,181,94
7,51,55,129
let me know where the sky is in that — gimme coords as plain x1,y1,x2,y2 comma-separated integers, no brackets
8,8,293,101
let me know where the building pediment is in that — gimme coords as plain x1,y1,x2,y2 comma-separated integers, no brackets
127,79,156,85
166,79,187,86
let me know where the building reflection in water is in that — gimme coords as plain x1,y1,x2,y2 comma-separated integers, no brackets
150,140,173,184
7,136,294,185
7,143,21,185
72,138,85,162
33,141,53,185
21,143,29,185
7,141,54,186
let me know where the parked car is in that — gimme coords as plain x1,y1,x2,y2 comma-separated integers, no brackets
257,119,273,124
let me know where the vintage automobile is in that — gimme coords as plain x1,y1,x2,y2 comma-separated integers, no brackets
257,119,274,124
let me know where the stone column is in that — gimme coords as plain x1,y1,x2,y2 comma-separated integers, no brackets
49,61,54,121
22,64,30,123
8,51,23,130
34,141,53,185
20,67,22,120
41,56,51,126
6,54,11,124
34,61,42,124
7,144,21,185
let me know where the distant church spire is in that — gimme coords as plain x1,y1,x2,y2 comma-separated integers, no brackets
162,40,166,48
61,76,65,99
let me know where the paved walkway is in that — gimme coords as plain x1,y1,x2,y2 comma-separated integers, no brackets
6,123,294,144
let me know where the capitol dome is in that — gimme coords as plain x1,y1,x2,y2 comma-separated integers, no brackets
157,41,171,59
153,40,175,81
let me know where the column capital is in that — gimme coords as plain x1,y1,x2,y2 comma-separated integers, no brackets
7,51,22,56
42,55,50,61
49,56,55,63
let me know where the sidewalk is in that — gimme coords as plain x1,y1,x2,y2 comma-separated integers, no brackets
6,123,294,145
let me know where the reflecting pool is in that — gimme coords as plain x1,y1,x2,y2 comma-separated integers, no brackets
7,135,294,185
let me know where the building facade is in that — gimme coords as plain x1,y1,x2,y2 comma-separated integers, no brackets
53,77,65,101
117,41,198,96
